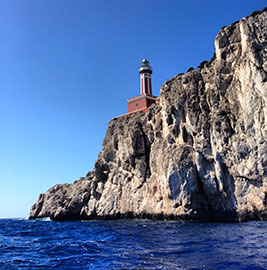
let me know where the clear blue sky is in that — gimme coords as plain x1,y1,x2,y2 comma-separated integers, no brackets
0,0,266,218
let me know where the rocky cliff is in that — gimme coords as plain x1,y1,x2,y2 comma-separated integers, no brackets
30,9,267,222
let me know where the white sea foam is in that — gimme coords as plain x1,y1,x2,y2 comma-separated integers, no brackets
36,217,51,221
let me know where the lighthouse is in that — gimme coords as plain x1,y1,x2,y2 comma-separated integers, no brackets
127,59,157,114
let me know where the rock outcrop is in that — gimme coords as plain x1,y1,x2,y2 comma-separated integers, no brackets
30,9,267,222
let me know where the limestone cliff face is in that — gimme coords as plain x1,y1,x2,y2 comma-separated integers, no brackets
30,9,267,221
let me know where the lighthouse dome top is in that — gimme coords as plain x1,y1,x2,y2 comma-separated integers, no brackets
139,58,152,74
142,58,149,65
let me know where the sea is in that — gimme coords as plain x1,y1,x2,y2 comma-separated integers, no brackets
0,219,266,270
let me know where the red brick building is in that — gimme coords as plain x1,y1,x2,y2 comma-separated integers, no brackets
127,59,157,114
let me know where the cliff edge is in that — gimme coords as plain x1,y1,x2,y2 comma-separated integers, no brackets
30,9,267,222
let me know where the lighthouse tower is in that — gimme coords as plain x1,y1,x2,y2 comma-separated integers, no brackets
139,58,152,95
127,59,157,114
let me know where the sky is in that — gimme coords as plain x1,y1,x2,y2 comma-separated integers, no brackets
0,0,266,218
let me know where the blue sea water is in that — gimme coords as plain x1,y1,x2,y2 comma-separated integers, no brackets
0,219,266,269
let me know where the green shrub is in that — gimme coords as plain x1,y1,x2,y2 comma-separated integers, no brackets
198,61,208,69
232,20,239,25
250,10,261,17
210,53,216,62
